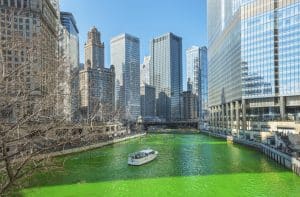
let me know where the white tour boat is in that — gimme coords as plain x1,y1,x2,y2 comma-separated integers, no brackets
128,149,158,166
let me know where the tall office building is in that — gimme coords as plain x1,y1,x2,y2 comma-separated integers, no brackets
181,91,198,121
58,12,80,122
208,0,243,134
98,65,115,121
186,46,201,96
110,34,140,121
140,84,156,118
85,27,104,69
80,28,115,122
0,0,59,121
150,33,182,121
208,0,300,136
186,45,208,124
140,56,151,86
200,47,208,129
79,62,101,121
79,64,115,122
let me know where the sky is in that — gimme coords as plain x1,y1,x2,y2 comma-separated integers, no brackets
60,0,207,90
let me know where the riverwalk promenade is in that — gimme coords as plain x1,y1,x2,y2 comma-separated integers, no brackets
201,130,300,176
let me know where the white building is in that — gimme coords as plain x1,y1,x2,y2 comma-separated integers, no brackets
80,28,115,122
186,46,208,127
140,56,151,86
58,12,80,122
84,27,104,69
186,46,201,96
110,34,140,121
0,0,59,121
79,63,115,122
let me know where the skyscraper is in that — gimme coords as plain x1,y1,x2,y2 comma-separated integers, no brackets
140,84,156,118
208,0,300,137
208,0,243,135
110,34,140,121
0,0,59,120
150,33,183,121
186,46,208,123
85,27,104,69
58,12,80,122
80,28,115,122
98,65,115,121
79,62,101,121
140,56,151,86
186,46,201,96
181,91,198,121
200,47,208,129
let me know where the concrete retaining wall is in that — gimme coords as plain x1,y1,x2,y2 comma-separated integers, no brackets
201,130,300,176
37,133,146,159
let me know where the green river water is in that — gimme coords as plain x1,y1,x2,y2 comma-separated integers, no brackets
22,133,300,197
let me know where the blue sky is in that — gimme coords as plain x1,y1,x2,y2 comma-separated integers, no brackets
60,0,207,89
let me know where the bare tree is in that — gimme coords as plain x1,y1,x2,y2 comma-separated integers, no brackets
0,7,84,194
0,5,131,195
90,100,119,122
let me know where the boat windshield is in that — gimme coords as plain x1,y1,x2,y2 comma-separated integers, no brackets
129,150,155,159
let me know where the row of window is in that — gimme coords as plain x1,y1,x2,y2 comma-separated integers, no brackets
1,0,29,8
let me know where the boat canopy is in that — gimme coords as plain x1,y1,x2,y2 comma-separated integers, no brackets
129,149,155,158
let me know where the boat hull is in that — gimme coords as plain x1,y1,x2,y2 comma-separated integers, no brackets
128,151,158,166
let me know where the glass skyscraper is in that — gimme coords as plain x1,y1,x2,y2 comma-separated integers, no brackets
186,46,201,97
200,47,209,129
208,0,242,135
186,46,208,127
242,0,300,121
150,33,182,121
110,34,141,121
208,0,300,137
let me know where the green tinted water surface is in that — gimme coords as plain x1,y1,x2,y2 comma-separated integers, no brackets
23,134,300,196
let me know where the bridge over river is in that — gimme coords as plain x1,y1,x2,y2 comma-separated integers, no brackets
142,120,199,130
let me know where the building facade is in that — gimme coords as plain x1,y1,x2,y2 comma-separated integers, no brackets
110,33,140,121
140,84,156,118
84,27,104,69
200,47,208,129
150,33,183,121
79,63,101,122
98,65,115,121
58,11,80,122
80,28,115,122
0,0,59,121
79,63,115,122
186,46,201,97
140,56,151,86
208,0,300,137
181,91,198,121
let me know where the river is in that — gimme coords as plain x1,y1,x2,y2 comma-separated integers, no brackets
23,133,300,196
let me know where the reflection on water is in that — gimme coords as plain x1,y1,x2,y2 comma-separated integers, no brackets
25,134,300,196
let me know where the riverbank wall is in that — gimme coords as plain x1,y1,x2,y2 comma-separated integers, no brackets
38,133,146,159
201,130,300,176
147,129,199,134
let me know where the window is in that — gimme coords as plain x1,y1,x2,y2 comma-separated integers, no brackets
17,0,21,8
